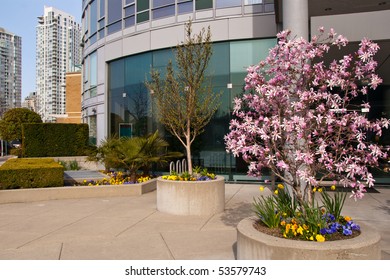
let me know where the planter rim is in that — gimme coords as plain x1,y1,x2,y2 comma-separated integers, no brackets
157,175,225,184
238,216,381,251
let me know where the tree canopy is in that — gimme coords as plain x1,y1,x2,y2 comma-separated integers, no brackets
0,108,42,141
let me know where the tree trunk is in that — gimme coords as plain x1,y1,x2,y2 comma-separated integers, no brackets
186,136,192,175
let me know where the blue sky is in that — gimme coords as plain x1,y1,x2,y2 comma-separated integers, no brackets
0,0,82,99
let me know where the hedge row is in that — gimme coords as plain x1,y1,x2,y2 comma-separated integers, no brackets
0,158,64,189
22,123,89,157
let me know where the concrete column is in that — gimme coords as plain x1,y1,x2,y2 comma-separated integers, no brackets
282,0,309,40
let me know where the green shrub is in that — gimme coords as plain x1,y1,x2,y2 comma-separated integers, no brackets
22,123,89,157
0,158,64,189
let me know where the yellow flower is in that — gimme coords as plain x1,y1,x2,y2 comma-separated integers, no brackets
313,187,317,192
297,226,304,235
316,234,325,242
274,189,279,195
309,236,314,241
83,180,87,183
259,186,265,191
331,185,336,191
280,220,286,226
318,188,323,193
277,184,284,189
344,216,352,222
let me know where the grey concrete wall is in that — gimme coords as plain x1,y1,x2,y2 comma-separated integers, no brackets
311,10,390,42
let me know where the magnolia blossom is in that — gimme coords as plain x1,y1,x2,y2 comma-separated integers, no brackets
225,28,389,204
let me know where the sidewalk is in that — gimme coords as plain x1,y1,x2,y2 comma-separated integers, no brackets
0,184,388,260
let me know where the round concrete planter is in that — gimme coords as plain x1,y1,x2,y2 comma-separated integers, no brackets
157,176,225,216
237,217,381,260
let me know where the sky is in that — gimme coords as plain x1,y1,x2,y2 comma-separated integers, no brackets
0,0,82,99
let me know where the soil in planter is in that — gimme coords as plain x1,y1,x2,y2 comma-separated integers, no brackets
253,220,360,242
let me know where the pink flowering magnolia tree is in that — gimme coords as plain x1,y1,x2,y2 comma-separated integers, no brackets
225,28,389,207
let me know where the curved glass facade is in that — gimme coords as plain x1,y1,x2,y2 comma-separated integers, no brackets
82,0,275,45
107,38,277,178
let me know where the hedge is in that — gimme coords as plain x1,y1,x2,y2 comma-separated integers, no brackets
0,158,64,189
22,123,89,157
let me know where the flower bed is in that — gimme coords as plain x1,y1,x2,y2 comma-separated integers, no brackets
237,217,380,260
161,168,216,181
253,184,361,242
77,171,153,186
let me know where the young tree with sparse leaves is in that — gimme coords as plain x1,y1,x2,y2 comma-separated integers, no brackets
225,28,389,207
146,21,221,174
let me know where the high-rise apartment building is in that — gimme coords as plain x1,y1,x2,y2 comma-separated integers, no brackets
36,6,81,122
0,27,21,117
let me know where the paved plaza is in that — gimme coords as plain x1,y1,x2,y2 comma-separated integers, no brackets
0,183,389,260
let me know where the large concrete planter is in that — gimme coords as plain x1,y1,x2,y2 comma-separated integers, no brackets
237,217,381,260
0,179,157,204
157,176,225,216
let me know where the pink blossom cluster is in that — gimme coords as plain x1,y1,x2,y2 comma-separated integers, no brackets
225,28,389,201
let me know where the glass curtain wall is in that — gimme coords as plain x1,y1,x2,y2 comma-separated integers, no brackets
108,38,277,178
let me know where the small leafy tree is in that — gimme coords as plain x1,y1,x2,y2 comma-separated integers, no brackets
0,108,42,141
225,28,389,207
89,131,183,181
146,21,221,174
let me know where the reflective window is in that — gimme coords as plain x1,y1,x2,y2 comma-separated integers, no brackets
137,0,149,12
244,0,263,4
216,0,241,8
107,21,122,35
90,0,97,35
108,0,122,24
137,11,149,23
153,0,175,8
125,0,135,4
90,51,97,87
98,29,105,39
178,1,193,14
265,3,274,12
195,0,212,10
99,19,105,29
125,5,135,17
125,16,135,27
153,5,175,19
99,0,105,18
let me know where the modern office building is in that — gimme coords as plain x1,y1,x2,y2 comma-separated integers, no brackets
36,6,82,122
81,0,390,180
0,27,22,118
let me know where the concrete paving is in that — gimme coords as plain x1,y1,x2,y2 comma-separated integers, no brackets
0,183,388,260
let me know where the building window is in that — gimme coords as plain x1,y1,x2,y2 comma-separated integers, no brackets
153,0,175,8
152,5,175,20
195,0,212,10
244,0,263,4
125,5,135,17
178,0,193,14
108,0,122,24
99,0,105,18
137,0,149,12
216,0,241,8
136,0,149,23
90,51,97,88
90,0,98,35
